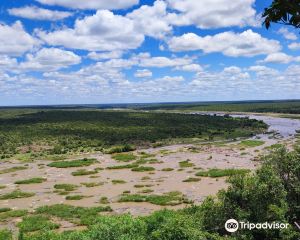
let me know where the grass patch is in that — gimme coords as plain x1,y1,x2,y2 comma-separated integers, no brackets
66,195,86,200
183,177,201,182
0,166,27,175
131,166,155,172
0,190,34,200
48,158,96,168
99,197,109,204
119,191,191,206
106,163,139,170
179,160,195,168
105,144,136,154
195,168,251,178
54,184,78,192
112,179,126,184
0,185,6,189
15,177,46,185
112,153,136,162
17,215,59,233
134,184,153,188
36,204,112,221
138,189,154,194
71,169,98,176
239,140,265,148
0,209,27,222
0,229,12,240
161,168,174,171
81,182,103,188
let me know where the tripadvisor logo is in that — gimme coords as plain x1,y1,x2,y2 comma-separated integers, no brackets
225,219,289,233
225,219,239,233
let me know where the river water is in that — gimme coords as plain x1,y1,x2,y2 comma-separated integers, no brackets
192,112,300,139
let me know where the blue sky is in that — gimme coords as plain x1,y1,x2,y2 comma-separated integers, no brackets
0,0,299,106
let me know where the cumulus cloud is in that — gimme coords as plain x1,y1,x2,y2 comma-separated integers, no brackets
127,0,172,39
35,0,139,10
19,48,81,71
8,6,73,21
166,0,258,29
288,42,300,50
261,52,295,64
168,30,281,57
134,69,153,78
0,21,38,56
135,53,192,68
174,64,203,72
87,51,123,60
37,10,144,52
277,27,297,41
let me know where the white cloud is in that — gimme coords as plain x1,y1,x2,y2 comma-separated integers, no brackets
166,0,258,29
134,69,153,78
175,64,203,72
261,52,294,64
223,66,242,74
277,27,297,40
0,21,38,56
137,53,192,68
127,0,172,39
19,48,81,71
87,51,123,60
288,42,300,50
169,30,281,57
248,65,279,76
37,10,144,52
35,0,139,10
8,6,73,21
0,56,17,70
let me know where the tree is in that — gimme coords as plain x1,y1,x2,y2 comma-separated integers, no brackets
263,0,300,29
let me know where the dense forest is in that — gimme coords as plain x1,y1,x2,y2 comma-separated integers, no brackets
0,110,267,159
135,100,300,114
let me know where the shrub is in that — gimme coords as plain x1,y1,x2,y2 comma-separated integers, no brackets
48,158,96,168
15,178,46,184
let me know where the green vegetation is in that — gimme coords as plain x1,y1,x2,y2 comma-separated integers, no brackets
71,169,98,176
195,168,251,178
161,168,174,171
183,177,201,182
48,158,96,168
119,191,191,206
131,166,155,172
0,166,27,174
239,140,265,147
0,190,34,200
53,184,78,192
107,163,139,169
36,204,112,221
99,197,109,204
179,160,195,168
112,179,126,184
0,209,27,222
0,229,12,240
66,195,86,200
17,215,59,233
0,110,266,159
134,184,153,188
138,100,300,114
112,153,136,162
105,144,136,154
81,182,103,188
15,177,46,184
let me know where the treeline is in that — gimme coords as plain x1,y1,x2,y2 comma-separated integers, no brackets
0,110,266,159
137,100,300,114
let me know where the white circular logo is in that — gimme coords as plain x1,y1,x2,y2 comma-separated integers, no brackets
225,219,239,233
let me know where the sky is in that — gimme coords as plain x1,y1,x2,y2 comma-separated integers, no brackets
0,0,300,106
